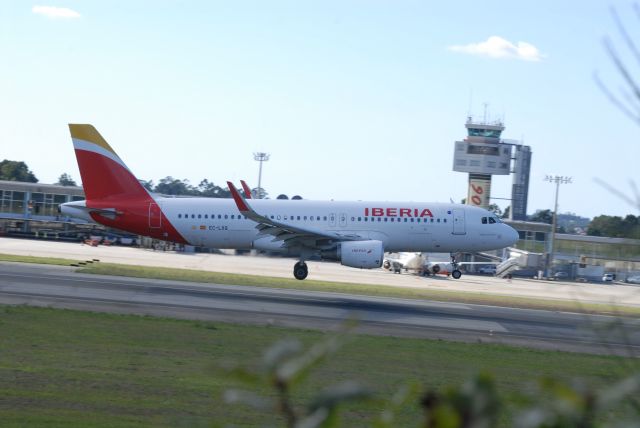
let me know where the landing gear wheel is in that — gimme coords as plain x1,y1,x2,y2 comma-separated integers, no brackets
451,269,462,279
293,262,308,280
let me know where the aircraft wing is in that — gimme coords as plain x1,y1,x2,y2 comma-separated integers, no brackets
227,181,363,247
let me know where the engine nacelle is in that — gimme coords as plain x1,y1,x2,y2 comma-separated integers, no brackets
339,240,384,269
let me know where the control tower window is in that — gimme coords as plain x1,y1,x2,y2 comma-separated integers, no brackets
468,145,499,156
468,128,501,138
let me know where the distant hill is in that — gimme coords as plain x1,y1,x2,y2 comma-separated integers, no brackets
557,212,591,234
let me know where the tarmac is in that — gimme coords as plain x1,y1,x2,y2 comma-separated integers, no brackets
1,237,639,308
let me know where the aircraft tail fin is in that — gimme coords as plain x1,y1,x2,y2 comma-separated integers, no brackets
69,124,149,201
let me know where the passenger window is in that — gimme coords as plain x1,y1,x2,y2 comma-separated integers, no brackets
377,218,381,222
323,216,327,221
358,217,361,221
191,214,195,219
224,214,228,219
297,216,301,220
218,214,222,219
443,219,447,223
204,214,208,219
231,215,235,219
304,216,307,220
364,217,368,222
350,217,354,221
316,216,320,221
178,214,182,219
404,218,407,222
489,217,496,224
384,218,388,222
410,218,414,223
482,217,487,224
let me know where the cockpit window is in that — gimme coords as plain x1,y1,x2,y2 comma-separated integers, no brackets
488,217,496,224
481,217,487,224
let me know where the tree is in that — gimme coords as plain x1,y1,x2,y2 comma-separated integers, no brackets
0,160,38,182
487,203,502,217
55,173,77,186
139,180,154,191
154,177,198,196
588,214,640,238
502,206,511,219
528,209,553,224
198,179,230,198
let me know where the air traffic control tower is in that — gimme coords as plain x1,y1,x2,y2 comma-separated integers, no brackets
452,117,531,220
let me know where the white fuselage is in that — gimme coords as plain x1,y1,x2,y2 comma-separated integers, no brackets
155,198,517,253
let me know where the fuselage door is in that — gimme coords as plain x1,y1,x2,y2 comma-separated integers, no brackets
339,212,347,228
149,202,162,229
452,209,466,235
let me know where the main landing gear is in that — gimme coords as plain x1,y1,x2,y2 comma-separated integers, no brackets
293,261,308,280
450,253,462,280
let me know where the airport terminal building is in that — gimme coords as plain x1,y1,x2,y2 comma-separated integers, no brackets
0,180,97,239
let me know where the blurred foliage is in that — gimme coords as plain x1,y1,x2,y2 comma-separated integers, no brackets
587,214,640,239
221,327,640,427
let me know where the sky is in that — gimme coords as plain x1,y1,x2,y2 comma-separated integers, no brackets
1,1,639,219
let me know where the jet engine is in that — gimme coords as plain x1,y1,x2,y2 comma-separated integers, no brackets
339,240,384,269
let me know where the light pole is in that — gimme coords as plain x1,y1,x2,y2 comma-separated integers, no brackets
543,175,572,278
253,152,270,199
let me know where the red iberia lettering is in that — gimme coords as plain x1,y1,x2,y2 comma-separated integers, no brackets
366,207,432,217
419,208,433,218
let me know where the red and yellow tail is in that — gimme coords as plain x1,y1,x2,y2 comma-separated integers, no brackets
68,124,187,243
69,124,149,202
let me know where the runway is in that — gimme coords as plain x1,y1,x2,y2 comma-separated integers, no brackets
2,237,640,308
1,262,639,355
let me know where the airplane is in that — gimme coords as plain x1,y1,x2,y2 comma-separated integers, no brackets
383,252,498,277
60,124,519,280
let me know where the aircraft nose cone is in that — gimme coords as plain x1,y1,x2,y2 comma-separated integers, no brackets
506,225,519,246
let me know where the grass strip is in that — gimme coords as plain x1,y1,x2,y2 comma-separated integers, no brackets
0,305,637,427
77,262,640,317
0,253,84,266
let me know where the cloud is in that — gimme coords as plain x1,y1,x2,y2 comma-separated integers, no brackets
32,5,81,19
449,36,543,62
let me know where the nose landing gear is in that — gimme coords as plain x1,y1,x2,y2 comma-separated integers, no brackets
293,261,308,280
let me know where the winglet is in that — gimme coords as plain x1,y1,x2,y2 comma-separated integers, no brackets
240,180,252,199
227,181,250,212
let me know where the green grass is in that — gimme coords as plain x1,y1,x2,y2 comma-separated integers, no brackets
76,262,640,317
0,253,84,266
0,305,638,427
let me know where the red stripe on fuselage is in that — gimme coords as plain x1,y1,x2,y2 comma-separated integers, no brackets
76,149,188,244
